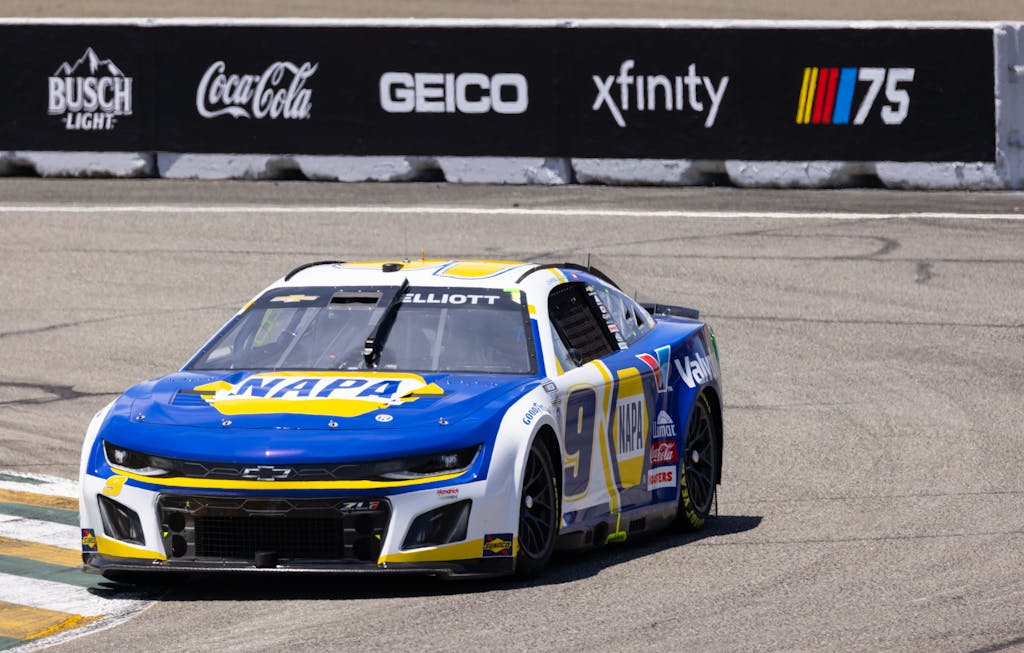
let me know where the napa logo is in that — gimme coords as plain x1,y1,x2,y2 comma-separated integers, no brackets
193,372,443,418
611,367,649,489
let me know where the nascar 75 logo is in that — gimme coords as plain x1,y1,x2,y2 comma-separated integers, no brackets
796,67,915,126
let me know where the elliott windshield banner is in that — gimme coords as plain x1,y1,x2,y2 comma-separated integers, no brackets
0,24,997,161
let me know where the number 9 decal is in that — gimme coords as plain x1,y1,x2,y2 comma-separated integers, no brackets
563,388,596,498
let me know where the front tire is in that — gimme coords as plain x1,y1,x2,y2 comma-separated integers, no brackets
514,439,558,578
676,393,718,530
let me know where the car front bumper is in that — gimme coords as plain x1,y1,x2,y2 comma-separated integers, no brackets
79,470,520,579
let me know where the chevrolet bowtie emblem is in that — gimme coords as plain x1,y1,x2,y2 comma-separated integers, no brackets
240,465,293,481
270,294,319,303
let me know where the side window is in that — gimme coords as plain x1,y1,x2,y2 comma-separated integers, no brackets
589,282,653,347
620,291,653,342
549,322,577,373
548,283,616,367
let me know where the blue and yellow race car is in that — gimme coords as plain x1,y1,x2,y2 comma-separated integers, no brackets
80,259,722,579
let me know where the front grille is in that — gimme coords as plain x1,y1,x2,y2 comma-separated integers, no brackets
195,516,345,559
158,495,389,564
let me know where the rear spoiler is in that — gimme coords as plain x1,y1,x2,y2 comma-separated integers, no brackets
641,302,700,320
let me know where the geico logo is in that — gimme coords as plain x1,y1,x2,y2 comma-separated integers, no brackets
379,72,528,114
197,61,317,120
47,77,132,115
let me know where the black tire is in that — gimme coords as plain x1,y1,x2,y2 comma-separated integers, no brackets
676,393,718,530
514,438,559,578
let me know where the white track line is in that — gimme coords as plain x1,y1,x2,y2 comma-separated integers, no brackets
0,572,146,617
0,471,78,498
0,515,78,550
0,204,1021,220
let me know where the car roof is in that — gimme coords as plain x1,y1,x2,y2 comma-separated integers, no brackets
276,259,558,291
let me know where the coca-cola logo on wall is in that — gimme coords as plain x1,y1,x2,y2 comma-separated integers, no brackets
196,60,317,120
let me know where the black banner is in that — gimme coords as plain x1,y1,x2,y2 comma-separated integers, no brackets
154,27,558,156
0,24,997,162
0,26,154,151
563,28,995,161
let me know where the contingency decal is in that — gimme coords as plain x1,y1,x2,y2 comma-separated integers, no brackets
81,528,98,552
647,465,676,491
482,533,514,557
611,367,648,489
193,372,444,418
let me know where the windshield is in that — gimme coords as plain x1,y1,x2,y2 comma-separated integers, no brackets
189,286,536,374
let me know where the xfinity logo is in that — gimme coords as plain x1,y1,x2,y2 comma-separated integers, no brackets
380,72,528,114
197,60,316,120
48,47,132,131
240,465,294,481
592,60,729,128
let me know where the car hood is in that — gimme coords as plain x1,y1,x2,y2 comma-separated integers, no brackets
98,370,539,463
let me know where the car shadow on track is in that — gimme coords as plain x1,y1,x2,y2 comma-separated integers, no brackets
95,514,762,601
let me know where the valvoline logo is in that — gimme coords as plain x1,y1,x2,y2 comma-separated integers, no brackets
193,372,443,418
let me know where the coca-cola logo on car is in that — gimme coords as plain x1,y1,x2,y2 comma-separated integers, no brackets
196,60,317,120
650,441,678,466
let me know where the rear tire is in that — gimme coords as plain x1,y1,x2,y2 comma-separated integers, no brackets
676,393,718,530
514,439,559,578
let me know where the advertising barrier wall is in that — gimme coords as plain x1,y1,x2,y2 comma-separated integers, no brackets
1,19,1021,188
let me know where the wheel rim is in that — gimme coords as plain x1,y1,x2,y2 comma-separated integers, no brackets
518,447,556,559
684,400,716,516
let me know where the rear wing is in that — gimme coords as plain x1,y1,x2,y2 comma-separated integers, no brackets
641,303,700,320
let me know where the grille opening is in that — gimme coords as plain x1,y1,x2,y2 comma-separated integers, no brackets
159,495,389,564
195,516,345,559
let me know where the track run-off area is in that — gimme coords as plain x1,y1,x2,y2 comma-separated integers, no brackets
0,180,1021,651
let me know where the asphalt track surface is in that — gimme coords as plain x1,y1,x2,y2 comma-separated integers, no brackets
0,179,1020,652
4,2,1024,650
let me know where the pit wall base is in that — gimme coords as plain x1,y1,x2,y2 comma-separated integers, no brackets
0,152,1011,189
157,153,573,185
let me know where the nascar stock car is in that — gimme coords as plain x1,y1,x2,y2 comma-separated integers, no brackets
80,259,722,579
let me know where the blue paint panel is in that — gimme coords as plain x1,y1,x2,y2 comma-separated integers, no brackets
831,67,858,125
95,372,536,465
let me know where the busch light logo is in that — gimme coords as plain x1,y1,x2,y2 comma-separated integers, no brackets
48,48,132,131
196,61,317,120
